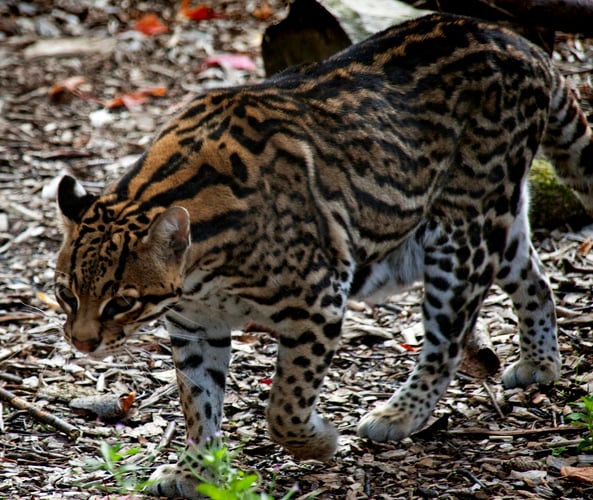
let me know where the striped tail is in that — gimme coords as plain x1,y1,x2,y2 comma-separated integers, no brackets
542,70,593,214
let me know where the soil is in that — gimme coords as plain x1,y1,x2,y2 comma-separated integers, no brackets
1,1,593,499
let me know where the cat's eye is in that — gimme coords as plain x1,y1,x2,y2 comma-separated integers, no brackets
56,285,78,313
101,296,138,320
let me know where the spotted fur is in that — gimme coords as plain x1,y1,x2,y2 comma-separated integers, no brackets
54,13,593,498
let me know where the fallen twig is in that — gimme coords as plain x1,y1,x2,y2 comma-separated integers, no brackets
134,420,177,466
546,438,587,449
70,391,136,420
455,468,486,488
482,381,505,419
0,386,80,439
0,372,23,384
448,425,583,437
157,420,177,450
0,312,44,323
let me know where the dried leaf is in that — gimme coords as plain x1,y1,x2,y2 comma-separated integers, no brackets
125,419,167,438
577,239,593,254
204,54,257,71
107,93,147,109
133,14,169,36
106,87,167,109
417,457,435,467
36,291,61,311
561,466,593,482
118,392,136,413
252,1,275,21
531,392,549,405
509,470,548,486
5,3,593,499
179,0,226,21
48,76,87,103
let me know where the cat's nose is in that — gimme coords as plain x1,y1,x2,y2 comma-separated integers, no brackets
72,337,101,353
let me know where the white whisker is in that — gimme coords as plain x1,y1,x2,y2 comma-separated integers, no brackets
169,330,208,342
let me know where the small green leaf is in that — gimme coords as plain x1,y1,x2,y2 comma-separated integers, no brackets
233,473,259,492
582,396,593,412
197,483,235,500
566,412,587,423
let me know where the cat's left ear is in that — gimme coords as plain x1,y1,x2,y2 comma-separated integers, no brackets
57,175,97,224
146,206,191,260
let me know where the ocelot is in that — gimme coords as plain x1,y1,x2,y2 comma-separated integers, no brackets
55,13,593,498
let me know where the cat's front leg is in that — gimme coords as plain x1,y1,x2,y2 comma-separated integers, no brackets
266,314,344,461
148,310,231,499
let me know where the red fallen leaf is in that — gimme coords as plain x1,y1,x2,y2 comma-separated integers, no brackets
144,86,167,97
107,92,147,109
107,87,167,109
118,391,136,413
134,13,168,36
48,76,87,103
400,343,420,352
49,76,86,96
179,0,226,21
204,53,257,71
121,93,150,108
259,378,273,385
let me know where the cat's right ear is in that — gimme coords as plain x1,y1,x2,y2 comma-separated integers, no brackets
57,175,97,224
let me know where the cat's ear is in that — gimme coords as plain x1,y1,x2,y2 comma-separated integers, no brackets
57,175,97,224
146,206,191,260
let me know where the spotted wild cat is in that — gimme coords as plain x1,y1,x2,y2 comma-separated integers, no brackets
54,13,593,498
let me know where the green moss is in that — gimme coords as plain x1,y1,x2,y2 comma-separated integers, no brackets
528,159,587,228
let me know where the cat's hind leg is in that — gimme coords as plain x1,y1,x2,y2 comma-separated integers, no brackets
496,207,561,388
358,221,493,441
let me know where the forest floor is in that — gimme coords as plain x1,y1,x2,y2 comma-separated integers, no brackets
2,1,593,499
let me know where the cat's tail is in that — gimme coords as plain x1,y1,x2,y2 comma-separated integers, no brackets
542,69,593,214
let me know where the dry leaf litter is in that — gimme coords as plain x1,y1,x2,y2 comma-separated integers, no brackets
1,1,593,498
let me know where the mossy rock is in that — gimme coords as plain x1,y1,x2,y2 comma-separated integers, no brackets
528,159,589,229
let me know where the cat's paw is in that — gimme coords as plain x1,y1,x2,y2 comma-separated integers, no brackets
357,406,425,442
147,463,201,499
283,430,338,462
269,412,338,461
502,358,561,388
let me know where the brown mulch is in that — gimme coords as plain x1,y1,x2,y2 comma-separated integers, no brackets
1,1,593,499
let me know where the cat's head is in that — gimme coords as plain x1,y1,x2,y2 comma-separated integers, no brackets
54,175,190,356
